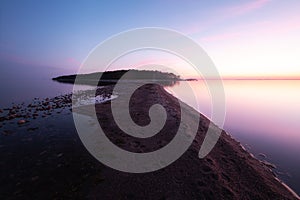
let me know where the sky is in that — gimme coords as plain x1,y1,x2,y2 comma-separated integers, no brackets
1,0,300,78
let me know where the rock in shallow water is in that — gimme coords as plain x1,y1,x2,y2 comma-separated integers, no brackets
17,119,26,125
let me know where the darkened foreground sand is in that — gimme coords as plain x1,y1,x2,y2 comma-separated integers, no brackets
0,84,299,199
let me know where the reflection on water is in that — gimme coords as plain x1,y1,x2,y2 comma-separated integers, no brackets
0,61,75,107
0,61,97,107
1,60,299,194
166,80,300,194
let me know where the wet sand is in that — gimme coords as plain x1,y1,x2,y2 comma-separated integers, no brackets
0,84,299,199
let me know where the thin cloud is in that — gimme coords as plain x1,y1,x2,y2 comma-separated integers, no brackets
198,13,300,43
224,0,270,16
182,0,271,35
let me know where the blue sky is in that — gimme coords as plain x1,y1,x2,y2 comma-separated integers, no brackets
1,0,300,77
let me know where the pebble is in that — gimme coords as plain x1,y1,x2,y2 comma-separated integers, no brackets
0,91,104,130
9,114,17,120
57,153,63,158
57,164,63,168
17,119,26,125
39,150,47,156
261,160,276,169
9,110,16,114
258,153,267,159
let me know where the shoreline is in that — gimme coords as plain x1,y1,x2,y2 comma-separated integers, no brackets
0,84,299,199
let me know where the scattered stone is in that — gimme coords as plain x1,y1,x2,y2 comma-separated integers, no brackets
258,153,267,159
9,110,16,115
25,114,31,118
57,153,63,158
8,114,17,120
0,117,6,122
261,160,276,169
276,171,286,175
0,91,108,129
17,119,26,125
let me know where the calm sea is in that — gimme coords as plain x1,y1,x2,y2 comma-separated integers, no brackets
167,80,300,194
0,61,299,194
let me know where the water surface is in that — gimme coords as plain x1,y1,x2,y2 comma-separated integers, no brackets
0,60,75,107
0,62,299,194
167,80,300,194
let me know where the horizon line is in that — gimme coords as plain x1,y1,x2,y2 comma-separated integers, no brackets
187,76,300,80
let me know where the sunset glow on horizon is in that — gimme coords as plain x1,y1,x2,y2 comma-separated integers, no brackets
1,0,300,78
1,1,300,196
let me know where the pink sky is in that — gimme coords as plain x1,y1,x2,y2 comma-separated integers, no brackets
1,0,300,78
